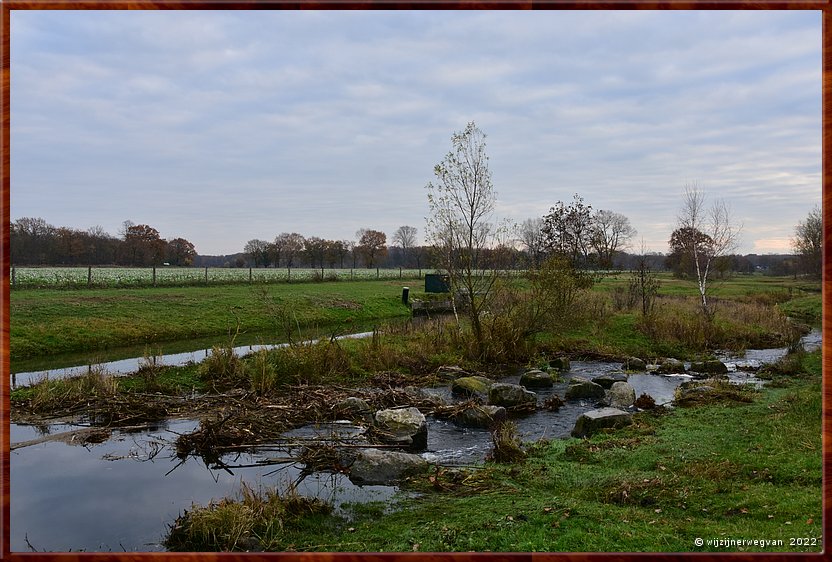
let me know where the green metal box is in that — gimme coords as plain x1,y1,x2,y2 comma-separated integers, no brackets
425,273,450,293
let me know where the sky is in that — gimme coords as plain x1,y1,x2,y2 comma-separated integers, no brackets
10,10,821,256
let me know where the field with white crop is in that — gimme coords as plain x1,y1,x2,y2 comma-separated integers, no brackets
9,266,431,289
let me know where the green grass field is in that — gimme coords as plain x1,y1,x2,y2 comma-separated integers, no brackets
9,279,418,360
10,272,820,362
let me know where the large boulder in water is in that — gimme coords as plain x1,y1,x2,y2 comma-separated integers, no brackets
549,357,571,371
571,408,633,438
622,357,647,371
436,365,471,381
372,407,427,451
565,377,606,400
488,383,537,410
454,404,507,428
519,369,554,389
451,376,493,399
606,381,636,409
689,360,728,376
348,448,429,486
336,397,374,423
655,358,686,374
592,373,628,389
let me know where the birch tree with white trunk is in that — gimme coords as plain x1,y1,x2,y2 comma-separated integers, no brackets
676,183,741,317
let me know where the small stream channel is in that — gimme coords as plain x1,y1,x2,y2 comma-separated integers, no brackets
10,330,820,552
10,321,391,389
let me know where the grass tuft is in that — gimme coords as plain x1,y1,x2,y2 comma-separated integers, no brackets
165,483,332,552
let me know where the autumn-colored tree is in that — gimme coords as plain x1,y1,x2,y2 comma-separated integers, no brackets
356,229,387,268
55,227,85,265
124,224,166,266
166,238,197,266
666,227,714,278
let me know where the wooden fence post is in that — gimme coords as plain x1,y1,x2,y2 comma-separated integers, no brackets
205,267,209,285
377,267,380,279
287,267,291,281
152,266,156,287
87,266,92,287
249,268,252,284
11,266,15,288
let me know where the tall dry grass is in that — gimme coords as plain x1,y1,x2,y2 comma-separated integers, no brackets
28,365,119,413
638,296,800,351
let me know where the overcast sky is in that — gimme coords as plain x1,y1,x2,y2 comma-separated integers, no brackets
11,10,820,256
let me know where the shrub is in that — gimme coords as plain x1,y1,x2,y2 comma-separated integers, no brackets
488,420,526,463
199,345,246,386
27,365,119,414
269,340,352,385
248,349,280,394
136,346,164,391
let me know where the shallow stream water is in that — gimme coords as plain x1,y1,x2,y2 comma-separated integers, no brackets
9,330,820,552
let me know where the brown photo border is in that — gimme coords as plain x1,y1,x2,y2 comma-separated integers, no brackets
0,1,828,560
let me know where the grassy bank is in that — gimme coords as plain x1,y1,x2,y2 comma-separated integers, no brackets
166,350,822,552
12,273,817,363
10,279,417,360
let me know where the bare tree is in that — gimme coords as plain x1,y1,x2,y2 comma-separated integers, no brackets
518,217,546,268
793,205,822,278
328,240,346,269
274,232,305,268
303,236,327,269
629,239,660,317
591,210,636,269
244,239,270,268
426,121,509,356
344,240,357,269
676,183,741,315
392,225,418,267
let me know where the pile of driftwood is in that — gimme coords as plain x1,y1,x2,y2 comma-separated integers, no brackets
173,383,484,462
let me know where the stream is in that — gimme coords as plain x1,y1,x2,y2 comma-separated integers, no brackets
9,330,821,552
10,322,387,389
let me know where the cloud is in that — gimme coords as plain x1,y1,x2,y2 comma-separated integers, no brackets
10,10,820,255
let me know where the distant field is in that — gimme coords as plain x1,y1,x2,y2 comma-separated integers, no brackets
9,266,436,289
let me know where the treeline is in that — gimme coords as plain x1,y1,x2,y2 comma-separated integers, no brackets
10,218,196,267
10,215,804,277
